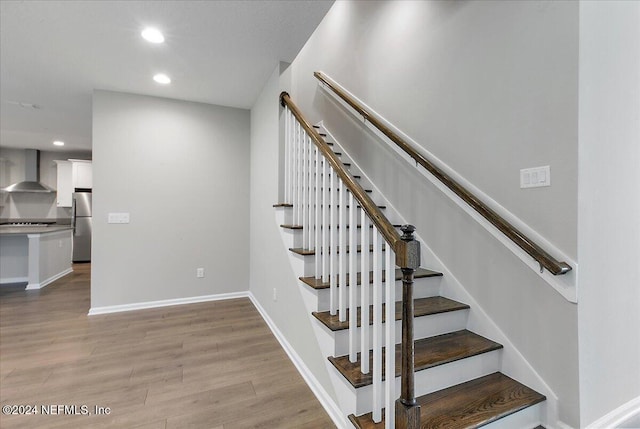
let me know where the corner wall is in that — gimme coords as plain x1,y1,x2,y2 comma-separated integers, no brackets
91,90,250,309
249,64,338,403
577,1,640,426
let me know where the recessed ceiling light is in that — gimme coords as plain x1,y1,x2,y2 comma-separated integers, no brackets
53,140,65,146
153,73,171,84
141,27,164,44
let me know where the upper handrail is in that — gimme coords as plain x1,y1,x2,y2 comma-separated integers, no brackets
314,71,572,276
280,91,418,268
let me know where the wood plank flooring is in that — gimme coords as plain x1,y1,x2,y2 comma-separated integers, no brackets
0,264,335,429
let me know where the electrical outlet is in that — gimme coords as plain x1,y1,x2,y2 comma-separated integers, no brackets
196,268,205,278
273,288,277,301
520,166,551,188
108,212,130,224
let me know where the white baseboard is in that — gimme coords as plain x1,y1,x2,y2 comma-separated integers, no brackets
586,395,640,429
26,267,73,290
88,291,249,315
0,276,28,285
248,293,350,429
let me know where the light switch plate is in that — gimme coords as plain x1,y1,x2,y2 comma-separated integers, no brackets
520,166,550,188
108,212,130,224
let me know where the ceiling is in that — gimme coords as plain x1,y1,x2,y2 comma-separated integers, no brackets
0,0,333,152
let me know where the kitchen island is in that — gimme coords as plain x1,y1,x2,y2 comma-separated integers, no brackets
0,225,73,289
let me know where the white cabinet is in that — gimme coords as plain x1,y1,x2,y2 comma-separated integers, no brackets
72,160,92,189
55,161,73,207
55,160,92,207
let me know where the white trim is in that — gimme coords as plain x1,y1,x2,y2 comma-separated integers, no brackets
556,421,576,429
316,72,578,303
586,395,640,429
248,293,350,429
0,276,28,284
26,267,73,290
88,291,250,315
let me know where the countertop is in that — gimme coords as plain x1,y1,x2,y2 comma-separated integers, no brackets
0,225,73,235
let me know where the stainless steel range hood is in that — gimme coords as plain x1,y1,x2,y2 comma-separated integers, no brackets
2,149,55,193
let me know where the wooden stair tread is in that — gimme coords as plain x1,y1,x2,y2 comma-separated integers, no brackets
300,267,442,289
323,204,386,209
312,173,360,179
312,296,469,332
348,372,545,429
273,203,293,208
290,244,385,256
280,224,304,230
281,223,401,231
320,188,373,193
329,330,503,388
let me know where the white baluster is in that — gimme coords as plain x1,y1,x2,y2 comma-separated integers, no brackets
349,192,358,362
302,135,309,249
338,180,347,322
314,146,321,278
322,157,329,282
309,142,315,253
360,213,370,374
295,122,302,226
284,108,289,203
385,245,396,429
329,166,337,315
288,110,294,203
372,226,383,423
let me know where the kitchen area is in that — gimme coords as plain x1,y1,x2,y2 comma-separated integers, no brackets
0,147,92,289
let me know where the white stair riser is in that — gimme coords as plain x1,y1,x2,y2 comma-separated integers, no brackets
292,251,392,278
314,277,441,312
336,349,502,416
284,227,387,249
481,403,543,429
326,309,469,357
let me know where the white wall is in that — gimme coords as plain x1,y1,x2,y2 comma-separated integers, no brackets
0,234,28,282
294,0,578,258
34,230,72,288
287,1,579,425
0,147,91,220
578,1,640,427
91,90,250,309
249,64,337,400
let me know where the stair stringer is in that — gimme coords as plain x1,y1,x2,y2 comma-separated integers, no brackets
318,122,563,428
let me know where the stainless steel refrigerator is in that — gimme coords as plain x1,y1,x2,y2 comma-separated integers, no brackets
72,192,92,262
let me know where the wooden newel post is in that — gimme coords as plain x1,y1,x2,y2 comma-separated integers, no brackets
396,225,421,429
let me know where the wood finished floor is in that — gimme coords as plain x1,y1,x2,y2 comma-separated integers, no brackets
0,264,335,429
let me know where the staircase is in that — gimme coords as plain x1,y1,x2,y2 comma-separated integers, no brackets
276,92,547,428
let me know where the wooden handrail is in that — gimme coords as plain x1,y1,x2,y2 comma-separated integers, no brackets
280,91,419,268
313,71,572,276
